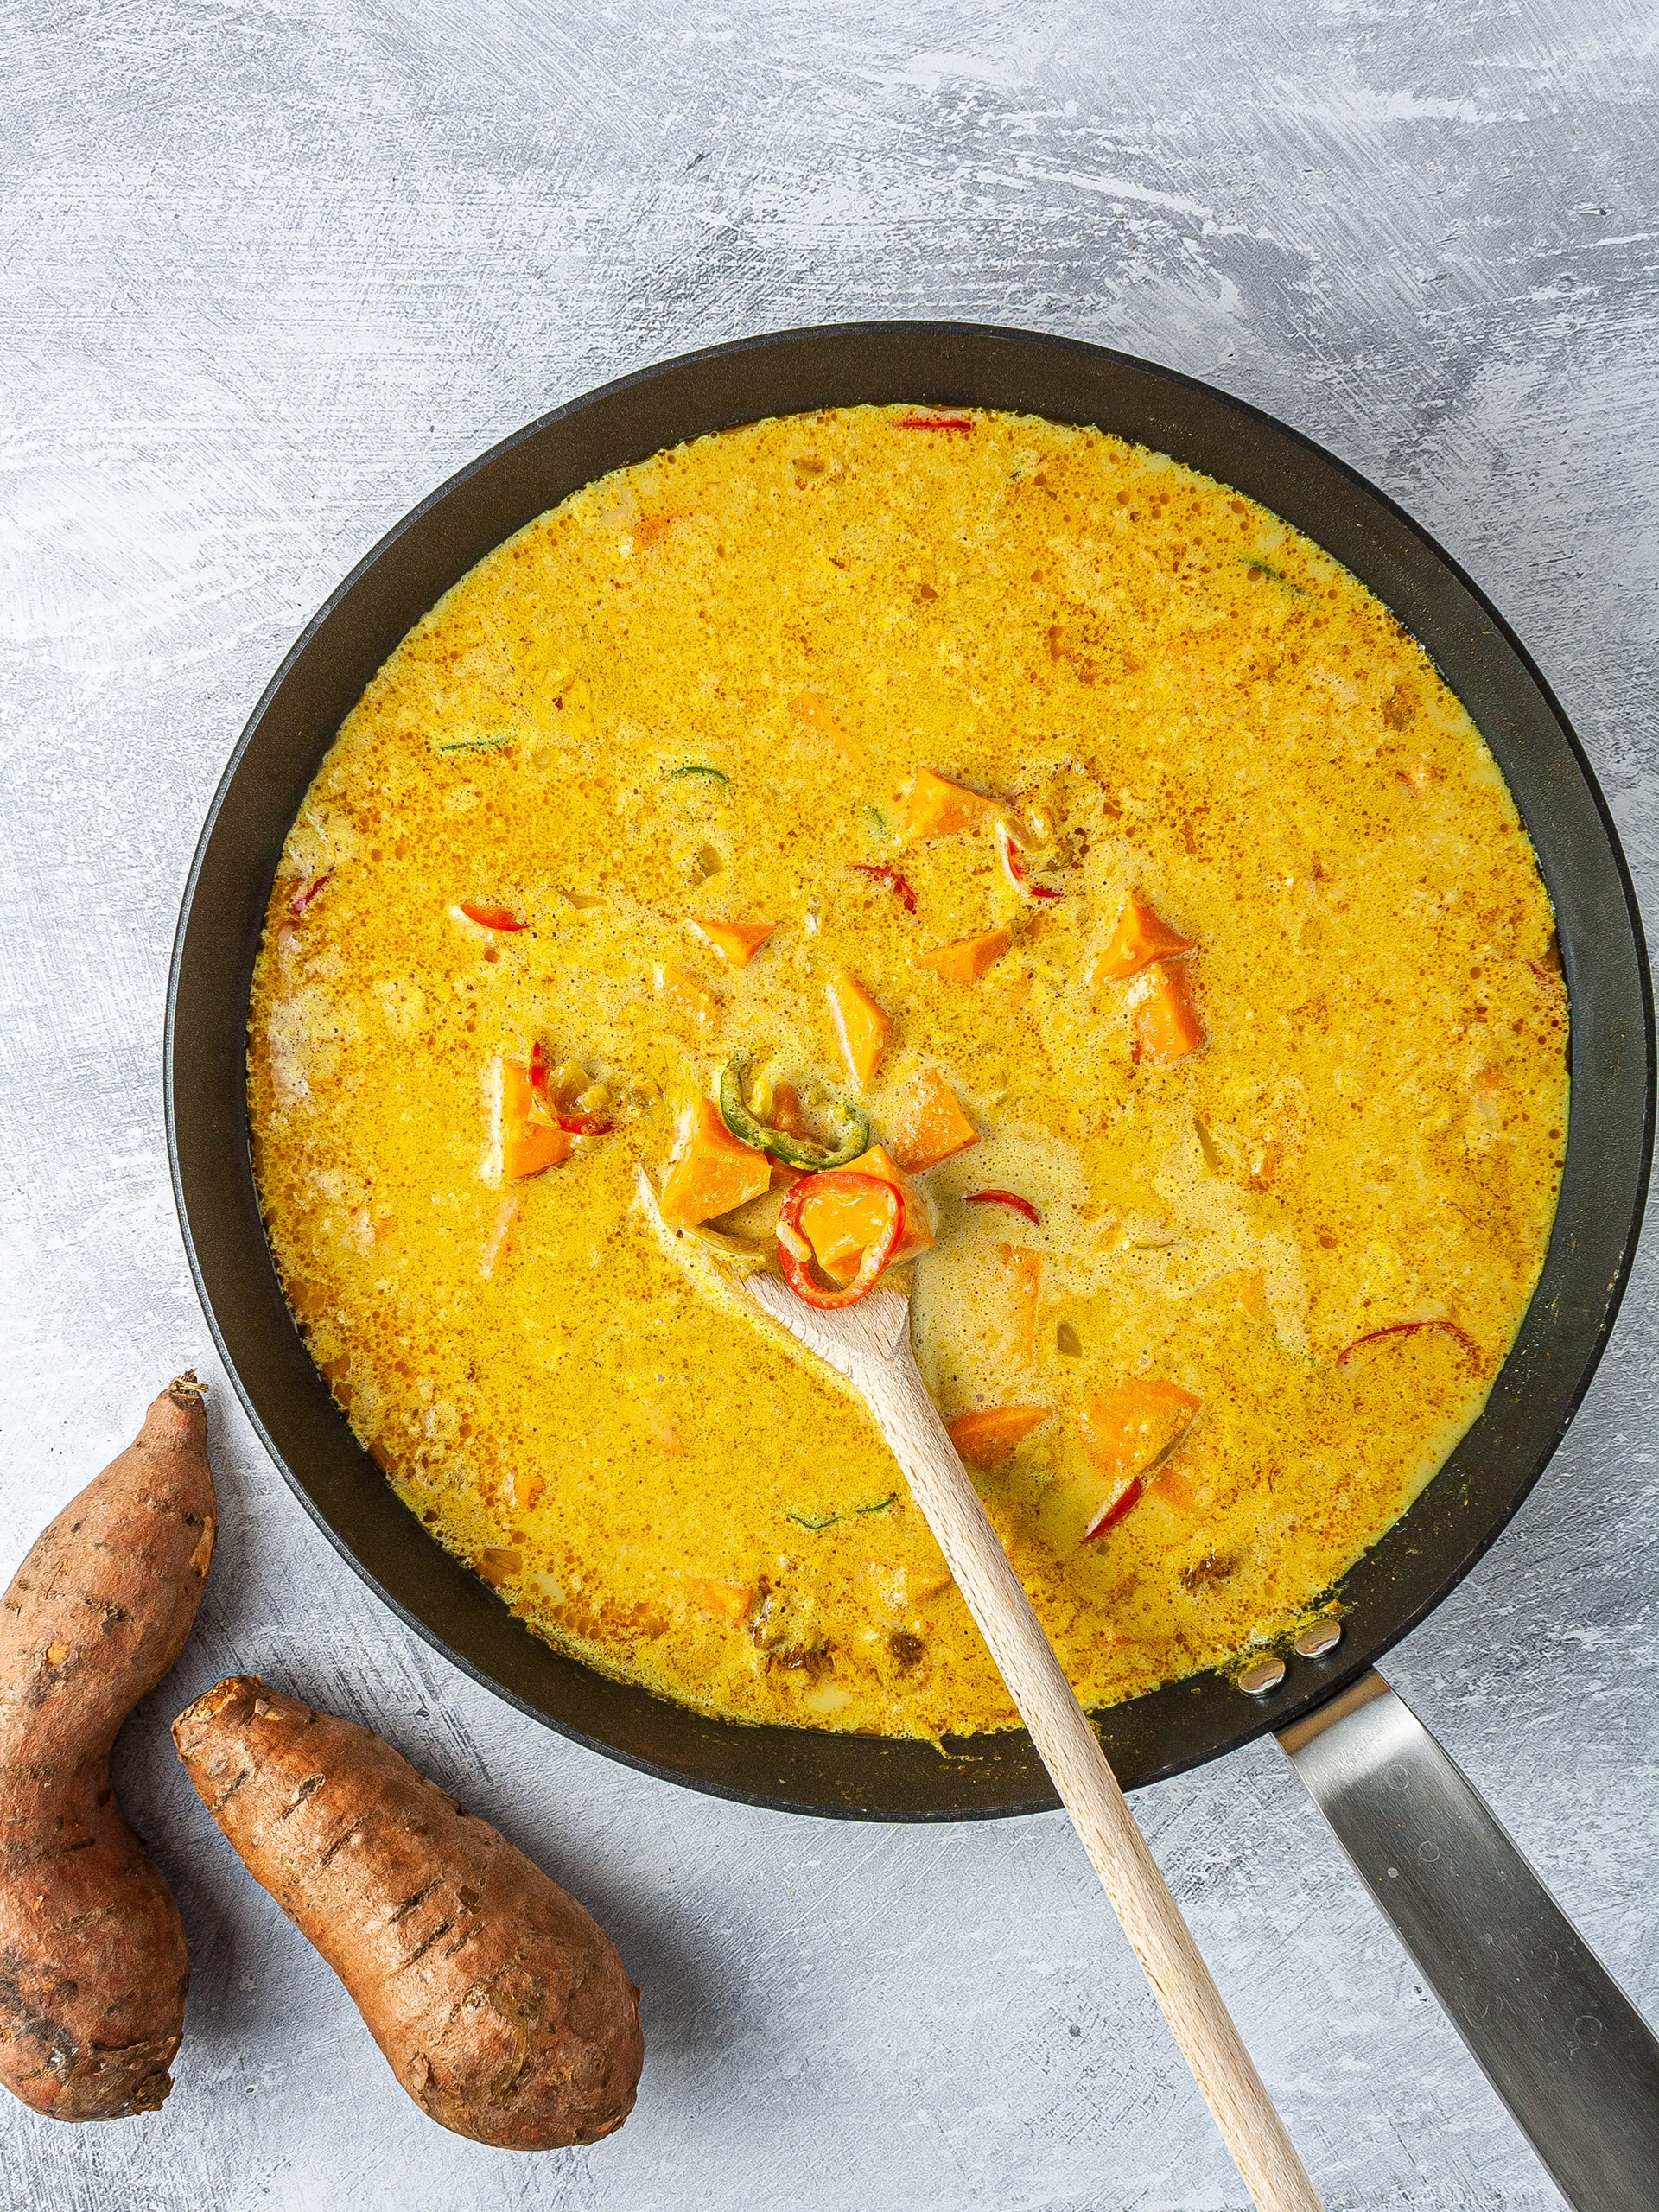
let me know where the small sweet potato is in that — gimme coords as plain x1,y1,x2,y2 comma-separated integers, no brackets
172,1676,643,2148
0,1374,217,2120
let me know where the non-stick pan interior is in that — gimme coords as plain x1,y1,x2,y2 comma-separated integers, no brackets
168,323,1653,1817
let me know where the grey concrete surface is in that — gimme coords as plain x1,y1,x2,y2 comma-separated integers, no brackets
3,3,1656,2206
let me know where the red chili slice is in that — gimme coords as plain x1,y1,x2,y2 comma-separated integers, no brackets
457,900,526,931
1084,1476,1144,1541
288,869,333,918
995,821,1063,902
849,862,918,913
963,1189,1042,1226
898,413,974,432
528,1040,548,1092
1335,1319,1479,1370
777,1171,904,1310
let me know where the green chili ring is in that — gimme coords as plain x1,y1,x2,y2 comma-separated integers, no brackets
718,1055,870,1171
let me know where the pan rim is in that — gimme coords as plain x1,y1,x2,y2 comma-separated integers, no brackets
166,317,1656,1819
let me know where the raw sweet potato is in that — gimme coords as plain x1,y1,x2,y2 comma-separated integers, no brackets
0,1374,216,2120
172,1676,643,2149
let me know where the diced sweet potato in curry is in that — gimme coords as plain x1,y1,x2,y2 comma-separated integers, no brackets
826,970,891,1087
947,1403,1052,1469
655,964,722,1031
488,1057,574,1183
505,1125,573,1179
1094,899,1194,982
901,766,1007,842
914,927,1011,983
685,1576,753,1622
660,1097,771,1227
1080,1378,1201,1483
1079,1378,1203,1540
998,1243,1042,1366
1128,958,1205,1064
889,1069,979,1172
686,917,775,967
796,1144,932,1279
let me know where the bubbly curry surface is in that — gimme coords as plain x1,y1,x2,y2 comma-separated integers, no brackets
249,404,1568,1738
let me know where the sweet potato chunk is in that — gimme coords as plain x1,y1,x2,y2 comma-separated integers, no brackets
1081,1377,1202,1481
1128,959,1206,1064
1094,899,1193,981
947,1403,1052,1469
827,970,891,1087
0,1377,216,2121
890,1068,979,1172
998,1243,1042,1365
173,1677,642,2149
490,1058,574,1182
789,689,863,766
686,917,774,967
505,1126,574,1179
1079,1377,1202,1539
901,766,1007,841
915,927,1011,982
660,1096,771,1227
800,1144,933,1276
655,964,721,1032
685,1577,753,1622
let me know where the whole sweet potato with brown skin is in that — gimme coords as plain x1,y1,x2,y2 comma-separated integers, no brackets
172,1675,642,2147
0,1374,216,2120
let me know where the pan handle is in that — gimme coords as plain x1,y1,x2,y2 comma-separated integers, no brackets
1279,1669,1659,2210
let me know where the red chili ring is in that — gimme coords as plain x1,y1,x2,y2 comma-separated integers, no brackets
289,868,334,918
963,1188,1041,1226
777,1171,905,1309
1335,1318,1478,1370
996,821,1063,903
849,861,918,913
458,899,527,931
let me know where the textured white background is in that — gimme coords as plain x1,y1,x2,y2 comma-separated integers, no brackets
3,3,1656,2207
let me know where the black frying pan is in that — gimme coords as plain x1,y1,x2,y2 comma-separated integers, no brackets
167,321,1652,1821
168,323,1659,2209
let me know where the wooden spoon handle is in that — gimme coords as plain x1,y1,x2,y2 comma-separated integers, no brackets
865,1357,1323,2212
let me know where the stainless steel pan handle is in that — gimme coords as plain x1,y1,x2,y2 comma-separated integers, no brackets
1280,1671,1659,2210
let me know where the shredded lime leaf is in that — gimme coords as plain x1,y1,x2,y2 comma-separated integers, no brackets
433,733,512,754
785,1494,898,1532
862,804,888,842
671,762,729,783
1241,557,1304,594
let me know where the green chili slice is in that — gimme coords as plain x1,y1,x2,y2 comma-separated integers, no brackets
718,1054,870,1171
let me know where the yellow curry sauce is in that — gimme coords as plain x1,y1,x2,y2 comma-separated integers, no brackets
248,404,1567,1738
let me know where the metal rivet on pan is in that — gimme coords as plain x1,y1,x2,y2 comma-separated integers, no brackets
1236,1656,1287,1696
1293,1620,1344,1660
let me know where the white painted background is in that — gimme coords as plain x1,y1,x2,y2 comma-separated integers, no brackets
3,4,1656,2206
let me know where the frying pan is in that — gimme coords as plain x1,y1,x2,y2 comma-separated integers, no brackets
168,323,1656,2204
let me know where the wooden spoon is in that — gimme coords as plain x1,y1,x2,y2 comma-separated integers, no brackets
741,1270,1323,2212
